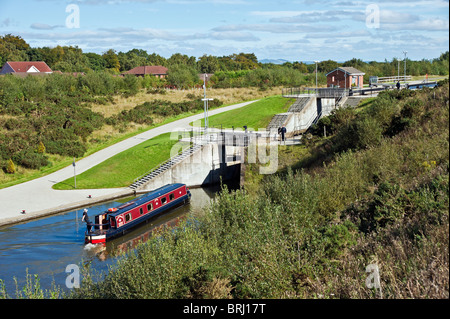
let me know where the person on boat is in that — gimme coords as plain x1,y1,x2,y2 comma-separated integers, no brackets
82,209,93,232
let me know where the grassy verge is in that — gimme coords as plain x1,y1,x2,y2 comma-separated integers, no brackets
53,133,184,189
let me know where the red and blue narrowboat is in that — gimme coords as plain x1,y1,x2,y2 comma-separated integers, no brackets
84,183,191,244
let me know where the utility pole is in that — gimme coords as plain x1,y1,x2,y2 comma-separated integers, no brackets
403,51,407,83
202,73,213,132
203,73,207,130
314,60,320,89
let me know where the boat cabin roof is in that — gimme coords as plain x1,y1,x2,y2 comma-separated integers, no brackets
104,183,186,217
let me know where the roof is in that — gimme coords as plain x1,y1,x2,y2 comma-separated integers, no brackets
326,67,365,76
108,183,185,217
4,61,52,73
124,65,168,75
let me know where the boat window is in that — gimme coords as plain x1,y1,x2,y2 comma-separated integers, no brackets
161,197,167,205
125,213,132,222
147,203,153,211
139,208,144,215
169,193,175,201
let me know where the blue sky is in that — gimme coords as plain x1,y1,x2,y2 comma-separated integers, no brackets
0,0,448,62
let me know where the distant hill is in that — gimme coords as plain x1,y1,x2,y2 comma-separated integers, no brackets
259,59,291,65
260,59,322,65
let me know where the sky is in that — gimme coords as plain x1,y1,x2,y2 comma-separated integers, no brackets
0,0,448,62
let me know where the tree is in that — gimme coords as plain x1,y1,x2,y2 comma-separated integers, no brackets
37,141,46,154
118,51,147,72
292,61,308,73
167,64,199,89
84,52,106,71
6,158,16,174
102,49,120,72
168,53,196,67
0,34,30,51
147,53,167,66
0,34,30,65
317,60,338,73
198,54,219,74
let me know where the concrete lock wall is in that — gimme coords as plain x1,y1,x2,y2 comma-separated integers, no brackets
141,143,243,191
270,97,339,136
299,97,317,129
318,98,336,117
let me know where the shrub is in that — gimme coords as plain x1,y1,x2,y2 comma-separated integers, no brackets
36,141,46,154
44,139,87,157
6,158,15,174
13,149,50,170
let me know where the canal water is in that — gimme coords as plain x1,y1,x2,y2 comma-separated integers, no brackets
0,186,220,297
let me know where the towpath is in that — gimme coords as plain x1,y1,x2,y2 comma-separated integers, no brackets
0,100,257,226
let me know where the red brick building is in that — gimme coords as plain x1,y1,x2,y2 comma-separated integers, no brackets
326,67,365,89
123,65,168,78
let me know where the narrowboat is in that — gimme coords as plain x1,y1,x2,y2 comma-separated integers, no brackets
84,183,191,244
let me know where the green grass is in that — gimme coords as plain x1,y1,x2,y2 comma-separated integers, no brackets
196,95,295,129
53,133,184,189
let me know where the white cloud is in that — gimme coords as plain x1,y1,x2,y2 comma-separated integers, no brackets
213,23,334,33
30,23,64,30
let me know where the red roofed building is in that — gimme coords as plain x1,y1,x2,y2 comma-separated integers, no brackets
123,65,168,78
0,61,53,75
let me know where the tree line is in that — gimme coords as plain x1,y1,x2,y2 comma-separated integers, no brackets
1,34,448,89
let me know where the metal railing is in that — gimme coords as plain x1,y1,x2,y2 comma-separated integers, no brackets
282,87,349,98
370,75,412,84
131,142,199,184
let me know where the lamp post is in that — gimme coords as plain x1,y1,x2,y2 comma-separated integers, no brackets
314,60,320,89
202,73,213,131
403,51,407,83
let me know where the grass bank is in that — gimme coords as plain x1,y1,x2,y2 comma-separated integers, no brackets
195,95,295,129
53,133,184,189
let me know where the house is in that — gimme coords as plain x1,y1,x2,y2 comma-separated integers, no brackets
123,65,168,78
326,67,365,89
0,61,53,75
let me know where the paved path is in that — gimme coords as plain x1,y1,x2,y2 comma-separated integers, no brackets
0,100,257,226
